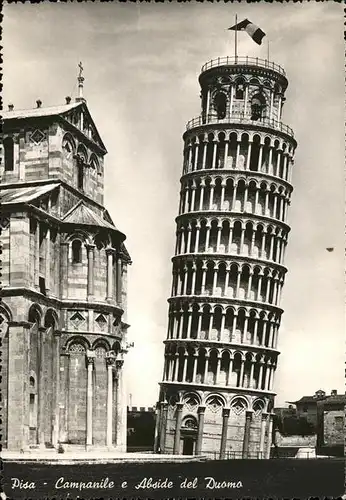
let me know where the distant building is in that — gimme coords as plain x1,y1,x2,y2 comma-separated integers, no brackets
288,389,342,428
127,406,155,452
274,390,345,457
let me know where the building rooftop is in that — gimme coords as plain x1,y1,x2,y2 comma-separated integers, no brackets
2,102,81,121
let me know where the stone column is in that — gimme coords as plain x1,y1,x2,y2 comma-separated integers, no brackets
35,219,40,289
264,190,269,216
219,408,230,459
203,353,209,383
197,311,202,335
268,147,273,175
86,350,95,449
235,141,241,169
212,142,218,169
257,274,263,301
202,143,207,169
201,266,207,294
248,360,255,388
52,331,61,447
194,224,200,252
153,401,161,452
159,402,168,453
199,181,205,210
231,311,238,340
86,244,95,299
220,181,226,209
191,186,196,211
212,266,218,295
45,227,51,292
239,227,245,254
191,265,197,295
259,412,268,459
224,266,230,296
194,144,199,171
207,311,214,339
227,226,233,252
257,144,263,171
242,314,249,343
232,183,238,211
106,248,115,301
273,194,278,219
192,352,198,382
242,410,253,459
239,357,245,387
116,254,123,305
224,140,229,168
209,182,215,209
243,185,248,211
186,227,192,253
205,224,211,252
173,402,184,454
247,271,253,300
106,352,116,447
227,357,234,385
196,405,206,455
254,189,259,215
269,234,275,260
215,353,221,385
37,327,45,447
235,268,241,297
265,413,274,459
182,354,188,380
265,277,271,303
246,141,252,170
60,242,69,298
216,223,222,251
173,353,179,380
220,312,226,340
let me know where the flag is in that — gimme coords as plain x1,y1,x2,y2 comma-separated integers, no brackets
228,19,266,45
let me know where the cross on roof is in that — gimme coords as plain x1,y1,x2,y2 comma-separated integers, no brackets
78,61,84,78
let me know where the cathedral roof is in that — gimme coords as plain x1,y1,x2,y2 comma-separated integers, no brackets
0,182,59,205
2,102,81,120
3,101,107,153
62,200,118,231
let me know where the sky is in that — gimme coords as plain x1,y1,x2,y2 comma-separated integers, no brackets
3,2,344,407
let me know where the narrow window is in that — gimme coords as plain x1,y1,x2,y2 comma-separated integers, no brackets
77,162,84,190
235,84,244,100
72,240,82,263
214,93,227,119
4,137,14,171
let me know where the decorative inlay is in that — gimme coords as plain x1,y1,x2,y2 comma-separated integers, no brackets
230,397,247,415
95,314,107,331
70,311,85,329
30,129,46,145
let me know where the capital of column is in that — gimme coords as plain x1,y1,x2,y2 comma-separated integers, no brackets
86,349,96,365
105,247,116,256
222,408,230,418
85,243,96,252
197,405,206,414
176,402,184,411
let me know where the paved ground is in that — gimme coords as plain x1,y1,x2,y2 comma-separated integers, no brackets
1,449,207,464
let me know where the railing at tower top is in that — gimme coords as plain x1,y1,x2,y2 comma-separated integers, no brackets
186,113,294,138
201,56,286,77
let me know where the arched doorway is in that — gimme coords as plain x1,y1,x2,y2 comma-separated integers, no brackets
180,415,198,455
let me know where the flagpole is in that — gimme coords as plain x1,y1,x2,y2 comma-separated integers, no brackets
267,38,270,62
235,14,238,63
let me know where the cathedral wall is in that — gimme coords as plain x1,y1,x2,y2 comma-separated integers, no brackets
67,349,87,444
93,247,107,301
68,244,88,300
22,127,49,181
1,223,10,286
10,213,30,287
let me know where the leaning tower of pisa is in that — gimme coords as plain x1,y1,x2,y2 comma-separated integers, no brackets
155,56,297,459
